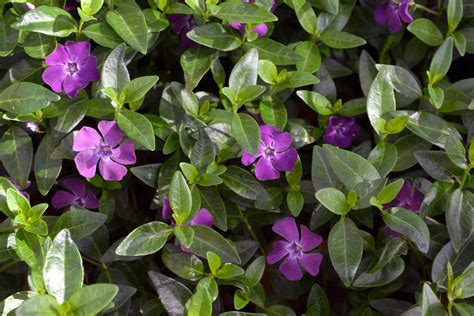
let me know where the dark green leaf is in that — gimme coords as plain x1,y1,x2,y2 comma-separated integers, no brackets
116,222,172,256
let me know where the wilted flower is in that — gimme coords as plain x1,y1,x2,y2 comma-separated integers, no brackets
229,0,276,37
267,217,323,281
52,178,98,209
73,121,136,181
323,116,360,148
42,41,99,98
242,125,298,181
168,14,198,48
375,0,413,33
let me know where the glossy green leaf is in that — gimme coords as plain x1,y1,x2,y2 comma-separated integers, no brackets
0,82,60,114
117,109,155,150
407,18,443,46
11,6,77,37
116,222,172,256
189,225,241,264
69,284,118,315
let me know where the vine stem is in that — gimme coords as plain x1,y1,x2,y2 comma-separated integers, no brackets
237,208,266,255
0,260,18,272
82,256,108,269
414,3,439,15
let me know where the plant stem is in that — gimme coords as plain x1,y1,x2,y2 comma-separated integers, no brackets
0,260,18,272
237,208,266,255
414,3,439,15
459,166,472,189
82,256,108,269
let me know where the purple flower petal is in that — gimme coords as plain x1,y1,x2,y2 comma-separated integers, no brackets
162,196,172,220
260,125,277,146
84,190,99,209
181,33,197,48
189,208,213,227
98,121,123,148
241,149,258,166
255,156,280,181
399,0,414,23
73,127,102,151
229,22,245,33
279,256,303,281
323,130,352,148
267,240,290,264
99,158,128,181
387,11,402,33
75,149,100,178
374,2,390,26
272,131,292,151
45,44,69,66
65,41,91,64
250,23,268,37
299,225,323,252
42,66,68,93
63,74,88,98
272,216,299,243
271,148,298,172
63,178,86,199
52,190,76,209
76,56,100,82
111,140,136,165
299,253,323,277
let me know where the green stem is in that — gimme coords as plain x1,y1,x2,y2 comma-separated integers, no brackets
459,166,472,189
447,300,453,316
0,260,18,272
414,3,439,15
76,20,85,40
82,256,108,269
237,208,266,255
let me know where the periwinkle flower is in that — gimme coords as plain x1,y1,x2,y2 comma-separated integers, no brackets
24,122,40,133
168,14,198,48
375,0,413,33
52,179,98,209
323,116,360,148
241,125,298,181
64,0,80,13
267,217,323,281
384,180,424,236
73,121,136,181
42,41,99,98
229,0,275,37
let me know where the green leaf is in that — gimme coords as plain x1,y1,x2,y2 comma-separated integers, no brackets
199,186,227,231
292,0,318,35
422,283,447,316
428,84,444,109
187,23,242,51
221,166,269,201
174,226,194,249
189,225,241,264
43,229,83,303
294,41,321,73
162,246,205,281
315,188,348,215
455,262,474,299
81,0,104,16
445,137,468,169
117,109,155,151
429,37,453,80
188,288,212,316
0,125,33,188
369,238,407,272
407,18,443,46
11,6,77,37
106,5,148,54
454,303,474,316
217,263,245,279
0,82,60,114
120,76,159,104
23,32,56,59
311,145,341,190
445,189,471,252
382,207,430,253
7,188,30,214
377,179,404,204
116,222,172,256
82,22,123,48
393,135,432,172
377,64,423,98
296,90,332,115
448,0,463,33
244,38,304,65
259,96,288,130
101,43,130,93
287,190,304,217
306,284,330,316
52,208,107,241
320,30,366,49
323,144,380,189
149,271,192,315
0,13,19,57
245,256,265,287
414,150,464,181
14,295,60,315
367,71,395,133
328,217,363,287
0,291,37,315
181,46,214,89
169,171,192,221
231,113,260,155
69,284,118,315
211,1,277,23
229,48,259,95
34,133,62,196
353,257,405,288
367,142,397,177
53,99,88,134
207,251,222,275
452,31,466,56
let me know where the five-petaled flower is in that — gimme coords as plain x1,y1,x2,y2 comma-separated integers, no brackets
229,0,276,37
267,217,323,281
168,14,198,48
323,116,360,148
242,125,298,181
52,178,98,209
73,121,136,181
42,41,99,98
375,0,413,33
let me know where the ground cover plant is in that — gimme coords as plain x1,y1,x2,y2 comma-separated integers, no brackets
0,0,473,315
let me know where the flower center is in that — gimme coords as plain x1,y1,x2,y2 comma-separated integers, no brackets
72,196,85,206
100,142,113,157
67,62,78,75
287,242,303,257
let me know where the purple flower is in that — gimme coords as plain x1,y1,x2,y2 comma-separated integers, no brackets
229,0,275,37
375,0,413,33
168,14,198,48
24,122,40,133
52,178,98,209
242,125,298,181
267,217,323,281
42,41,99,98
73,121,136,181
323,116,360,148
64,0,80,13
384,180,424,236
